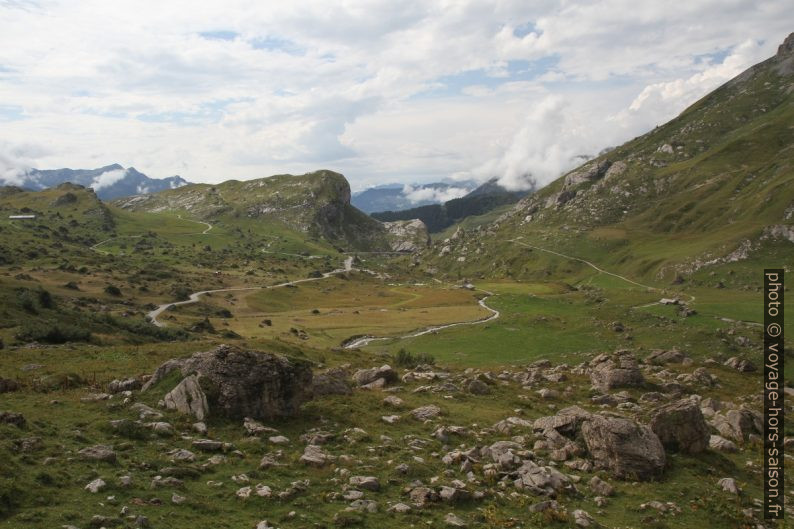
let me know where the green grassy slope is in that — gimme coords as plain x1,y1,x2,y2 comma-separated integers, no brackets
424,40,794,283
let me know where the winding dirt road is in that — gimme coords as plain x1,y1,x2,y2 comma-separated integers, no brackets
343,288,500,349
147,256,353,327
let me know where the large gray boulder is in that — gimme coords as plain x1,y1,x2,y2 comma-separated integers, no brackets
649,399,710,453
582,415,665,480
590,351,644,392
164,375,209,421
148,345,313,421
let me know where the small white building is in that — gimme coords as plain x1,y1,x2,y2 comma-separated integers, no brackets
8,215,36,220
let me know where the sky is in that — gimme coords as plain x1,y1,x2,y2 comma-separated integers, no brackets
0,1,791,192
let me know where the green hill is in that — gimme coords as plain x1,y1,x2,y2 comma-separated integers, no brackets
114,170,404,252
423,33,794,285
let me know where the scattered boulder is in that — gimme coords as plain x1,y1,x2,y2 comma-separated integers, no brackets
645,349,684,365
588,476,615,497
573,509,595,527
164,375,209,421
382,395,404,408
649,399,710,453
709,435,738,453
0,378,19,393
243,417,279,437
444,512,468,527
0,411,25,428
590,351,644,391
581,415,665,480
410,404,442,421
312,367,352,396
724,357,756,373
78,445,117,463
717,477,741,495
107,378,142,393
711,409,762,443
349,476,379,491
353,365,398,387
300,445,330,467
464,378,491,395
85,478,107,493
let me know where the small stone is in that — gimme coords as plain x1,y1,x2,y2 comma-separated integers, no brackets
78,445,117,463
349,476,379,491
382,415,400,424
444,512,468,527
382,395,404,408
410,405,442,421
389,502,411,513
268,435,290,445
573,509,594,527
588,476,615,497
85,478,106,493
192,439,223,452
172,493,186,504
718,477,741,495
193,422,208,435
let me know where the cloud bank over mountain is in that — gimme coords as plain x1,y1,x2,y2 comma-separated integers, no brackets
0,1,788,189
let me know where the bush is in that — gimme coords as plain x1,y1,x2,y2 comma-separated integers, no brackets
36,288,54,309
393,348,435,368
104,284,122,296
16,289,38,314
15,320,91,344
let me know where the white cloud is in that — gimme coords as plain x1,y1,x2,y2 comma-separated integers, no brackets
90,167,127,191
615,39,769,129
402,184,470,204
0,1,789,190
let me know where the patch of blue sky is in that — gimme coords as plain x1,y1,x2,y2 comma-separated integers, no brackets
199,30,238,41
0,104,25,121
411,56,559,99
250,36,304,55
693,46,733,65
513,21,538,38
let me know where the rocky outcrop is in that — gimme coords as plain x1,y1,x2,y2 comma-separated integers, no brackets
590,351,644,391
383,219,431,252
581,415,665,480
147,345,312,421
649,399,710,453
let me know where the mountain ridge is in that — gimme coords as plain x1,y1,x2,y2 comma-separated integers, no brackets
4,164,190,200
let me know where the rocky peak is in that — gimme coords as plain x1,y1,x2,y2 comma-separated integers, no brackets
777,32,794,57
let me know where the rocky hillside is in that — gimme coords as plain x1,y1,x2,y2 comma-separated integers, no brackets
115,170,428,252
0,183,115,263
9,164,189,200
425,33,794,281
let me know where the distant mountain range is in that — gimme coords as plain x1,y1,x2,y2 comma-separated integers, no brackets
351,181,477,213
8,164,190,200
371,178,533,232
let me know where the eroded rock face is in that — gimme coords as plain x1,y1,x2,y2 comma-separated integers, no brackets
581,415,665,481
590,351,644,392
149,345,312,421
649,399,710,453
164,375,209,421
